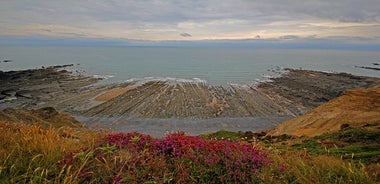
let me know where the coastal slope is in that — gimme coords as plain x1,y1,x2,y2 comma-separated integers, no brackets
269,87,380,137
0,107,83,128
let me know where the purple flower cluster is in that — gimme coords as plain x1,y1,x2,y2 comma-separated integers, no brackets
106,132,153,152
154,132,271,183
62,131,271,183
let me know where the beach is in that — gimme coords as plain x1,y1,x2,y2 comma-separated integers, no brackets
1,65,379,136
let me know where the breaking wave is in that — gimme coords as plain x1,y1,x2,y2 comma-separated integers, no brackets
124,77,208,85
92,74,115,80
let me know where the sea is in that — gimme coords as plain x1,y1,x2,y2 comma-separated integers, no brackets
1,46,379,86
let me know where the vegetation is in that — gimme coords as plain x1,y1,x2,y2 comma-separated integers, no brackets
0,121,378,183
200,129,244,141
292,128,380,165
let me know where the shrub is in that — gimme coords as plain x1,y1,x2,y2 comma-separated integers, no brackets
61,131,270,183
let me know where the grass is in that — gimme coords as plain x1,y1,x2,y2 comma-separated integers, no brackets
0,122,378,183
291,128,380,165
0,121,105,183
200,129,244,141
257,150,372,184
317,128,380,144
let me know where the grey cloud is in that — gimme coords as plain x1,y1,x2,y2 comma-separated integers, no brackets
5,0,378,25
1,1,377,24
0,0,379,40
279,35,300,40
180,33,192,37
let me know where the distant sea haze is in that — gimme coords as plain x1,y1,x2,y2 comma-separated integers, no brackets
0,46,379,86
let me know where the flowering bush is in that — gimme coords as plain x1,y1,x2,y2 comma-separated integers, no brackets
106,132,153,152
155,132,270,183
61,131,271,183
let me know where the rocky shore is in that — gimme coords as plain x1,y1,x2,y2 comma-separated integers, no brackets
258,69,380,114
1,66,379,134
0,65,103,109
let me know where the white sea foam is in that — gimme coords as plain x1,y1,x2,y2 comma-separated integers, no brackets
124,77,208,85
229,83,250,89
93,74,115,80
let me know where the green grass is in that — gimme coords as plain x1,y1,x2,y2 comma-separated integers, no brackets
290,128,380,165
329,145,380,164
292,139,326,155
316,128,380,144
200,129,244,140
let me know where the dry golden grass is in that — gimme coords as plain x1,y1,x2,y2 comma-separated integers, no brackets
271,87,380,137
0,121,377,183
0,121,107,183
257,147,374,184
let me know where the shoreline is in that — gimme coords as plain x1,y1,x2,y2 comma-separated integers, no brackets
1,65,379,135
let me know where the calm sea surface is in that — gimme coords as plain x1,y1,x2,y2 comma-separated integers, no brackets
1,46,379,86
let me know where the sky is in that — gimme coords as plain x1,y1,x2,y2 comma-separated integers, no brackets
0,0,380,47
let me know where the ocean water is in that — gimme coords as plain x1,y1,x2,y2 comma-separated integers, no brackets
1,46,379,86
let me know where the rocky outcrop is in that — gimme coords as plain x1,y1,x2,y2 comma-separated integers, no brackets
0,65,103,109
269,87,380,137
258,69,380,114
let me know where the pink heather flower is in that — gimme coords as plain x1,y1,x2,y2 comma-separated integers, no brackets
279,163,287,172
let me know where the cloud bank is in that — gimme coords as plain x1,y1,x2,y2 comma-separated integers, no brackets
0,0,379,44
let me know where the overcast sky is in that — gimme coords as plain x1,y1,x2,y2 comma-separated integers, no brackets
1,0,380,43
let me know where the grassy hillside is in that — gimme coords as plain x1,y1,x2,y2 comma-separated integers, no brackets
0,120,378,183
0,107,83,128
270,87,380,137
